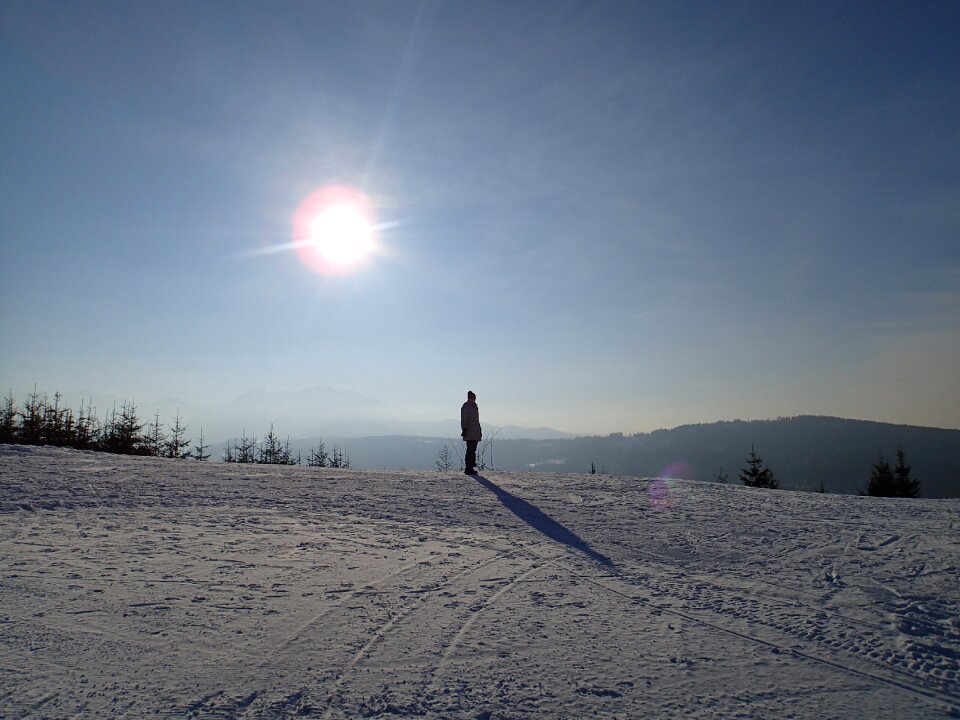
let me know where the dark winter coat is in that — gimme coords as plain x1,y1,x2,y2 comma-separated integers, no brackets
460,401,482,442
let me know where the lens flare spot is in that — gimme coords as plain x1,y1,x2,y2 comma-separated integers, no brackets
650,462,694,510
660,462,694,480
292,185,378,276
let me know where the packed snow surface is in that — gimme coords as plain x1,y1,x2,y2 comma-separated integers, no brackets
1,445,958,719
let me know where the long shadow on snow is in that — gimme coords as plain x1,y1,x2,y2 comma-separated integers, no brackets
473,474,614,568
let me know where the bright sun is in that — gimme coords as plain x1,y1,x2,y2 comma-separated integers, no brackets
310,203,374,266
292,185,378,276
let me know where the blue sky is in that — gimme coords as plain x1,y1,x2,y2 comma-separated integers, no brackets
1,0,958,435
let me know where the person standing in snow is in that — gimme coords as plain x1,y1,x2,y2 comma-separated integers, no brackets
461,390,482,475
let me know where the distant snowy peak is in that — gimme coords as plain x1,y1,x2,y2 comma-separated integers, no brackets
226,386,387,413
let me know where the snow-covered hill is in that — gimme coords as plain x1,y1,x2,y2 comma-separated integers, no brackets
1,445,957,719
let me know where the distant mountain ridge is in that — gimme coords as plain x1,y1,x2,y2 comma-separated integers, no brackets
37,387,575,444
283,416,958,498
577,416,959,497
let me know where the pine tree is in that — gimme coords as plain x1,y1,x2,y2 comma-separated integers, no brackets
714,467,729,484
281,437,296,465
44,391,69,446
328,444,351,469
105,401,147,455
739,444,778,489
235,430,256,463
0,391,18,444
126,401,149,455
259,424,282,464
163,411,191,459
866,455,896,496
330,444,343,468
436,445,452,472
193,427,211,461
61,406,77,448
892,444,920,498
307,440,328,467
20,387,46,445
147,410,167,457
101,404,119,452
74,400,100,450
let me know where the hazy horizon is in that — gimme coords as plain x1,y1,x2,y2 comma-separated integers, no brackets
3,383,959,445
2,2,958,436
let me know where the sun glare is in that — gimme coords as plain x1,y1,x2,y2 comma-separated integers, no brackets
310,203,373,266
292,185,378,276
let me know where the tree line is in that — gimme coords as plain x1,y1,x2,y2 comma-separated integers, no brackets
0,388,210,459
0,388,350,468
862,445,920,497
710,443,920,497
221,428,350,468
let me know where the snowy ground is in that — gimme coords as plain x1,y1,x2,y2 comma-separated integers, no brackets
1,445,958,719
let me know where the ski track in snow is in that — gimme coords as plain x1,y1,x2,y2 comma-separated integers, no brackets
1,444,958,719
